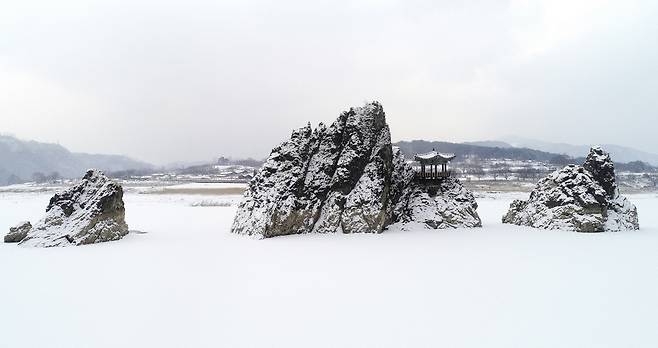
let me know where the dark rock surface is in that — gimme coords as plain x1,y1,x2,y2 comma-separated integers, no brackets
503,147,639,232
231,102,481,238
17,170,129,247
583,146,617,197
4,221,32,243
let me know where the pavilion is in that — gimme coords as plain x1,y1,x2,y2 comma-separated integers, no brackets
413,150,456,180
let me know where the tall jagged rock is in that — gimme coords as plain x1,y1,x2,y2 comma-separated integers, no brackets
13,170,129,247
231,102,481,238
502,146,639,232
231,102,393,237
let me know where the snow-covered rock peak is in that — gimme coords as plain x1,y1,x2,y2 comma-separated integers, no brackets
583,146,617,198
9,169,130,247
503,147,639,232
231,102,481,238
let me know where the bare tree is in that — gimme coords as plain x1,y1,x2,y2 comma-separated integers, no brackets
32,172,47,183
471,164,485,180
47,171,61,181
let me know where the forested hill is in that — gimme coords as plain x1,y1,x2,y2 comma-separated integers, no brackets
394,140,567,163
0,135,152,185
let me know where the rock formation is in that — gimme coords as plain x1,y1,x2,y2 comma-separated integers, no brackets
387,147,481,229
231,102,481,238
10,169,129,247
4,221,31,243
502,146,639,232
390,178,482,230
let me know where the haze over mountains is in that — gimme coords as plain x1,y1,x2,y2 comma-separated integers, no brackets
498,137,658,166
2,134,657,186
0,135,151,185
462,137,658,166
395,140,559,163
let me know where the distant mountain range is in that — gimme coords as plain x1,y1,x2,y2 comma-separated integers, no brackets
395,140,561,163
461,140,513,149
3,133,656,186
499,136,658,166
395,138,658,168
0,135,152,185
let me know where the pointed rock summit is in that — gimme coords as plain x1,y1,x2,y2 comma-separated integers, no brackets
6,170,130,247
502,146,639,232
231,102,481,238
583,146,617,197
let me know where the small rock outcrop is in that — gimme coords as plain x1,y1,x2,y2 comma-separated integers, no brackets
16,170,129,247
391,178,482,230
387,147,481,229
502,147,639,232
231,102,481,238
4,221,32,243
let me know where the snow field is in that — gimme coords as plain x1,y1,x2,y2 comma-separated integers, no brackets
0,191,657,347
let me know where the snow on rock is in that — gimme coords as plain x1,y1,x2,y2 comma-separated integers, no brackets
390,177,482,230
388,147,481,230
502,146,639,232
231,102,481,238
16,170,129,247
4,221,31,243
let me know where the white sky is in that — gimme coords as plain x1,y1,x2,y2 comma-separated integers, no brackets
1,0,657,164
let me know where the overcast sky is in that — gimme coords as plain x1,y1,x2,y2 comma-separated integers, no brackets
1,0,657,164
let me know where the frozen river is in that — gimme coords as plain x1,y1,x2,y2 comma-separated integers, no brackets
1,189,657,347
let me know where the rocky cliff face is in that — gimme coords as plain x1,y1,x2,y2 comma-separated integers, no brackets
231,102,481,238
502,147,639,232
9,170,129,247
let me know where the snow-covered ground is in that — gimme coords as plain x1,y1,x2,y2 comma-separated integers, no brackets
1,189,657,347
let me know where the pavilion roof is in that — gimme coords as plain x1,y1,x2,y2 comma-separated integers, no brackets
413,151,456,163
